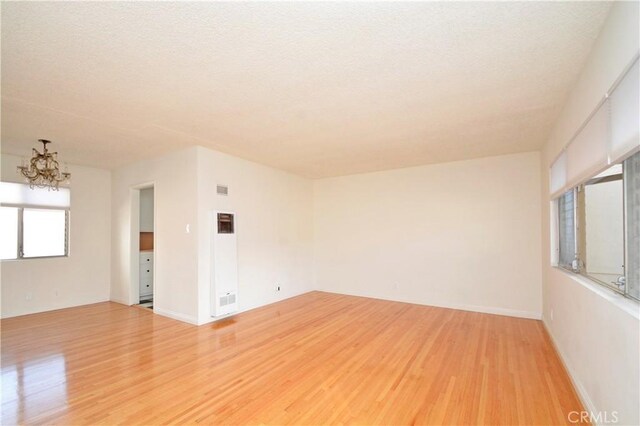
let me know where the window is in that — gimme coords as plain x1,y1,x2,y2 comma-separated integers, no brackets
0,182,70,260
581,165,624,291
0,207,69,260
0,207,19,259
23,209,68,257
625,152,640,300
550,58,638,301
555,150,640,301
557,189,577,270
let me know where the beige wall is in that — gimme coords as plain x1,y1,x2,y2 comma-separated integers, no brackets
540,2,639,424
196,146,314,325
111,147,199,323
1,153,111,318
314,151,542,318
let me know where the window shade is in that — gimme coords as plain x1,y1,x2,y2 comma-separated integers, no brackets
625,152,640,300
550,151,567,197
0,182,70,208
549,57,639,197
610,59,640,164
566,100,610,188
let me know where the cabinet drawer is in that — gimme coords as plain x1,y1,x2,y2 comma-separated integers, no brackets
140,252,153,264
140,278,153,295
140,265,153,277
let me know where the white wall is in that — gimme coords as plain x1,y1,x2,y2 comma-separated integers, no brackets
540,2,640,424
314,151,542,319
196,146,314,325
1,153,111,318
139,187,154,232
110,144,314,326
111,147,199,323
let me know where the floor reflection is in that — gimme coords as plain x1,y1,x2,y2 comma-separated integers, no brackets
2,354,68,424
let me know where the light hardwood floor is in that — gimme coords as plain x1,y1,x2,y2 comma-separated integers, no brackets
1,291,584,425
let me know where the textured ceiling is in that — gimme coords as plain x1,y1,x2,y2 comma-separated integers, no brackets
1,2,611,177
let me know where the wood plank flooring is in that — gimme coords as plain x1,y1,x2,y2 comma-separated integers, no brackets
1,291,584,425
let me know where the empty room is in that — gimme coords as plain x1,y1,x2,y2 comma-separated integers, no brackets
1,1,639,425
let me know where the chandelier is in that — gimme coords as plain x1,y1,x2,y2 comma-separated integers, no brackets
17,139,71,190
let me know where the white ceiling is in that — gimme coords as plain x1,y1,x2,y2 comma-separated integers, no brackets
1,2,611,178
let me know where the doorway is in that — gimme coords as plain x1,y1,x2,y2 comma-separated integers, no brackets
131,184,155,309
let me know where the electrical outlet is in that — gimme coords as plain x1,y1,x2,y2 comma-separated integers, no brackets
277,285,281,292
25,292,33,301
550,309,554,321
393,283,399,290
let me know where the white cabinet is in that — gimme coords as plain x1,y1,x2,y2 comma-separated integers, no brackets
139,252,153,298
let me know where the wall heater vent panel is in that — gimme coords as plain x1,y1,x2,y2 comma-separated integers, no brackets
218,293,237,307
216,185,228,196
212,211,238,317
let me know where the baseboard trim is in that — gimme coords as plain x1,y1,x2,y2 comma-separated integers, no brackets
318,290,542,320
542,318,598,420
197,290,315,325
109,297,129,306
432,300,542,320
153,307,199,325
1,297,111,319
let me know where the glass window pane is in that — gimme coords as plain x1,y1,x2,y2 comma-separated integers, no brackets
23,209,67,258
583,168,624,290
625,151,640,300
558,190,576,269
0,207,19,260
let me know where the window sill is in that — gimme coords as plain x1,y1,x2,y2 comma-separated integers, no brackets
1,255,69,262
552,266,640,320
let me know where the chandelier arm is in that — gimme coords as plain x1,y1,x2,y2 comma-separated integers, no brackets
20,164,40,179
